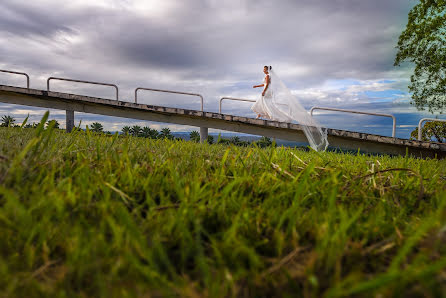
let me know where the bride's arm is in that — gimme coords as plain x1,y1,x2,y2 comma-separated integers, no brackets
253,84,264,88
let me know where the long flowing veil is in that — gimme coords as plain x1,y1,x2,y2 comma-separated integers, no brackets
268,67,329,151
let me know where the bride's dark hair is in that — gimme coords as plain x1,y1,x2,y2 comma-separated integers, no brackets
263,65,272,70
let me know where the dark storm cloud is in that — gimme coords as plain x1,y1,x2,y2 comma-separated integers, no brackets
75,0,412,86
0,0,413,84
0,0,78,37
0,0,423,135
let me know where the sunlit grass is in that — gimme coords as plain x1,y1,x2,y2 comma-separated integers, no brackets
0,112,446,297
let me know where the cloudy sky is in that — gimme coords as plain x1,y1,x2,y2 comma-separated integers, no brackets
0,0,438,138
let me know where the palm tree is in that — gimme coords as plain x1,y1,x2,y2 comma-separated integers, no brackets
141,126,159,139
1,115,15,127
90,122,104,133
230,136,241,145
130,125,142,137
148,128,159,139
217,133,230,145
141,126,151,138
121,126,130,135
189,130,200,142
206,135,214,144
160,128,174,140
46,119,60,129
256,136,272,148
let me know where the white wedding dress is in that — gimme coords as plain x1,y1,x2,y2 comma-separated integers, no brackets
251,75,293,122
251,68,329,151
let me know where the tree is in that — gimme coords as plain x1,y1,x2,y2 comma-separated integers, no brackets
410,121,446,142
189,130,200,142
141,126,151,138
394,0,446,113
90,122,103,133
216,133,230,145
230,136,242,146
206,135,214,144
160,128,174,140
256,136,273,148
1,115,15,127
141,126,159,139
121,126,130,135
130,125,142,137
149,128,159,139
46,120,60,129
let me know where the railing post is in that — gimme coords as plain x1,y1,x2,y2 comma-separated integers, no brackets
66,110,74,132
0,69,30,89
310,107,397,138
47,77,119,100
219,97,257,114
418,118,446,141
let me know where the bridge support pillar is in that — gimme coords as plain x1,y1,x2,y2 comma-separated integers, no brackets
200,127,208,143
66,110,74,132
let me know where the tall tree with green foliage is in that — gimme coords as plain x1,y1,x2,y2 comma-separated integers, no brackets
130,125,142,137
189,130,200,142
148,128,159,139
394,0,446,113
89,122,103,133
411,120,446,142
160,128,174,140
141,126,159,139
1,115,15,127
216,133,230,145
46,120,60,129
121,126,130,135
256,136,273,148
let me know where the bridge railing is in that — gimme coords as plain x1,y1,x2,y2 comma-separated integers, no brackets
135,87,204,111
219,97,294,115
135,87,207,142
47,77,119,100
310,107,396,138
418,118,446,141
0,69,30,89
219,97,255,114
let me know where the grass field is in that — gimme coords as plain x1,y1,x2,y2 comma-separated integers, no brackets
1,113,446,297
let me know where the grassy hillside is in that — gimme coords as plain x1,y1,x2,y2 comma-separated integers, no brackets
1,114,446,297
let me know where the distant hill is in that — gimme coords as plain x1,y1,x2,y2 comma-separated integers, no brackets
171,132,308,148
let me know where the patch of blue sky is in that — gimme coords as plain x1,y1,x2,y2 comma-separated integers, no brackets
364,89,405,100
324,78,362,90
364,89,406,98
377,79,397,84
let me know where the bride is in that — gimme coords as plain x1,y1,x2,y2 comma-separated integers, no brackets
252,66,292,121
251,65,329,151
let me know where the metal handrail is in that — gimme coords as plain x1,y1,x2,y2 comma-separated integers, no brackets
310,106,396,138
219,97,290,114
135,87,204,111
418,118,446,141
0,69,30,88
47,77,119,100
219,97,255,114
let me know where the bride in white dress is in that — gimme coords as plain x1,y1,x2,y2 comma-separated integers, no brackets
251,66,292,121
251,65,329,151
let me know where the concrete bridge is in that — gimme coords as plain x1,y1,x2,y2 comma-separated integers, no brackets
0,84,445,159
